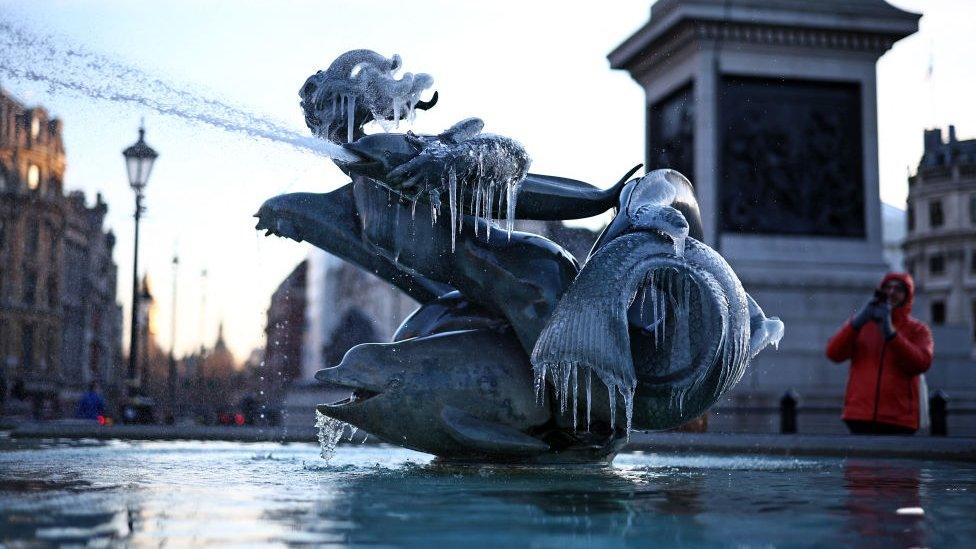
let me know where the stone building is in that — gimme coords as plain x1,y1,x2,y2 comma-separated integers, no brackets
61,191,124,395
904,125,976,357
264,259,306,384
302,250,417,381
0,87,122,416
0,88,67,412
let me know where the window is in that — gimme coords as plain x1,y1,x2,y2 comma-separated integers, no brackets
972,300,976,342
23,267,36,305
931,301,946,325
27,164,40,190
972,250,976,275
970,194,976,225
26,221,39,255
907,205,915,231
47,275,58,309
929,200,944,228
929,254,945,275
21,323,34,370
30,115,40,139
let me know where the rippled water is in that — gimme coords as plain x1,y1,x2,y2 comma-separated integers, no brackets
1,438,973,547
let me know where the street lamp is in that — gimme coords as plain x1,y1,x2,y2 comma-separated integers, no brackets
123,125,158,397
168,252,179,424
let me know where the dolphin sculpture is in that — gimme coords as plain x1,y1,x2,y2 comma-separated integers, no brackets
257,49,783,463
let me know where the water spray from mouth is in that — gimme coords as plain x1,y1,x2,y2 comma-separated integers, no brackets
0,20,361,163
314,409,364,461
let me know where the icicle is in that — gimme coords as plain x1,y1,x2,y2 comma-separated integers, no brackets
347,426,358,442
345,94,356,143
534,363,547,405
485,183,494,241
410,196,418,220
473,186,481,237
429,188,441,226
673,233,686,258
482,182,491,236
571,363,579,431
639,281,647,325
608,384,617,429
448,169,458,252
662,269,669,339
585,368,592,432
559,364,571,414
504,178,517,238
623,387,634,440
391,97,401,128
651,271,659,345
393,200,402,265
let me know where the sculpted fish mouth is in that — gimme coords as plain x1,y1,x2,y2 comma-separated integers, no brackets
315,363,384,409
628,259,713,387
324,387,381,407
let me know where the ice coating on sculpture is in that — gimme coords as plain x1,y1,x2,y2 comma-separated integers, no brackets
257,50,783,464
299,49,434,144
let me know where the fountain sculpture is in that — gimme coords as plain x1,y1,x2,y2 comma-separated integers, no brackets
255,50,784,464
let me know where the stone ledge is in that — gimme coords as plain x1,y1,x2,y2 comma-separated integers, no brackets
626,432,976,462
6,422,975,462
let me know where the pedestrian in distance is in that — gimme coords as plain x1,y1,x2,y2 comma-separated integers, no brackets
826,273,933,435
75,381,106,421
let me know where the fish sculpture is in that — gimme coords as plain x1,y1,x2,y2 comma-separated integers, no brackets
256,49,783,464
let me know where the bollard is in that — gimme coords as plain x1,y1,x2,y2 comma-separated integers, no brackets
930,390,948,436
780,390,798,434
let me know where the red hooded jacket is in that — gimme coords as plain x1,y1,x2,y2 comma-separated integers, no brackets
825,273,934,430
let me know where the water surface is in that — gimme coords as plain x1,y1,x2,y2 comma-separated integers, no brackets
1,438,973,547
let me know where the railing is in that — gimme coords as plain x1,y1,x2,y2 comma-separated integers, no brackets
776,389,970,436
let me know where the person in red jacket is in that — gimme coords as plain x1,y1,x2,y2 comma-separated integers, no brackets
826,273,933,435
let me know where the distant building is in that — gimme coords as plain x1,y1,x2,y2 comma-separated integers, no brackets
904,125,976,355
264,259,306,384
0,87,123,417
302,251,416,381
882,202,906,272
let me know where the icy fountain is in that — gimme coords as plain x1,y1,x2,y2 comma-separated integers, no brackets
256,49,784,464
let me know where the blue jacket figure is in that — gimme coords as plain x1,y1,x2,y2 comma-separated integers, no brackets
76,382,106,420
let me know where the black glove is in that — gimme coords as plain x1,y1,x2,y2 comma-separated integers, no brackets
878,302,897,340
851,299,878,330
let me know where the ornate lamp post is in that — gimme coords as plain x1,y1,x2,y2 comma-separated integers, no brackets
167,252,179,423
123,125,158,396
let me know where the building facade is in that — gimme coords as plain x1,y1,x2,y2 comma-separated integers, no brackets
265,259,306,384
0,87,122,416
904,125,976,356
61,191,124,394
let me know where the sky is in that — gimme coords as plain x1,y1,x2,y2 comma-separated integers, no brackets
0,0,973,362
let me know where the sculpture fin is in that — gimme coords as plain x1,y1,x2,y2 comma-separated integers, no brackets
747,293,785,358
512,164,641,221
441,406,548,455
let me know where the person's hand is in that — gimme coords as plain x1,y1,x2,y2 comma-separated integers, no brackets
878,301,897,340
851,299,878,330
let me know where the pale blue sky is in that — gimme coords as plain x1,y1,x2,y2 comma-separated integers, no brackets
0,0,973,360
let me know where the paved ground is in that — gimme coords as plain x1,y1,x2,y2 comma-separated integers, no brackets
5,421,975,462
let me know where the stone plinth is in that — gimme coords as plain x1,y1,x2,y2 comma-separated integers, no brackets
609,0,921,422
